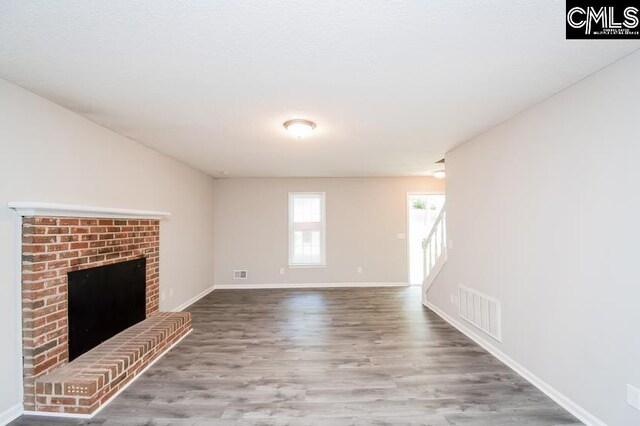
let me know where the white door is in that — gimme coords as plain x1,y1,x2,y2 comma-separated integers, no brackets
407,194,445,285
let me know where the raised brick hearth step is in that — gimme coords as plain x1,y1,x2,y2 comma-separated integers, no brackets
33,311,192,415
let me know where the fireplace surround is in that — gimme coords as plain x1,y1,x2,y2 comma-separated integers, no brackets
10,202,192,416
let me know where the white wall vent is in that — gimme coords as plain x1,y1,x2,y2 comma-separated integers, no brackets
233,270,247,279
458,285,501,341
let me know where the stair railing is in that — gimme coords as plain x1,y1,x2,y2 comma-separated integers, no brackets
422,204,447,290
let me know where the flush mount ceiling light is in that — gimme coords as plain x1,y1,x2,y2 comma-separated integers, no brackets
432,170,446,179
283,119,316,139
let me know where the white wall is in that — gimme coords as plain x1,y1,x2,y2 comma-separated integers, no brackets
428,50,640,425
214,177,444,286
0,79,216,421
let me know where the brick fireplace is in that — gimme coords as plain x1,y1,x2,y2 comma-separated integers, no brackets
11,202,192,416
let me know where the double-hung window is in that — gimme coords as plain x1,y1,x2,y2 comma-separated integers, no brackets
288,192,325,267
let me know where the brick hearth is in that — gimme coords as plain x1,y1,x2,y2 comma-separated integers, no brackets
34,312,191,414
21,216,164,413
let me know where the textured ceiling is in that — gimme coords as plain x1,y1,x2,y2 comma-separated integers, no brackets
0,1,638,177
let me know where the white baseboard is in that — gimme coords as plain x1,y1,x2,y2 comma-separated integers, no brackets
23,329,193,420
172,285,215,312
0,402,23,425
423,300,606,426
215,282,408,290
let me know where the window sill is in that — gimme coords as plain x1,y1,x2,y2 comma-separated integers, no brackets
288,264,327,269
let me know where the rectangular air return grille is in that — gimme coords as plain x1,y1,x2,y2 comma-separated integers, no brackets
458,285,501,341
233,270,247,279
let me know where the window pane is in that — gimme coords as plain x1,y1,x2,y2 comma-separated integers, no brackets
293,197,321,223
293,198,309,222
292,230,321,264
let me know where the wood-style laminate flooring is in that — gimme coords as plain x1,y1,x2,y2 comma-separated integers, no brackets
12,286,581,425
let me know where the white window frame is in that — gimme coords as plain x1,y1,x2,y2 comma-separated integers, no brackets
288,192,326,267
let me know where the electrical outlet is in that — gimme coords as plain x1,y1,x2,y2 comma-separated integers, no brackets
450,294,458,306
628,384,640,410
161,291,166,302
169,288,174,298
280,267,285,274
357,266,363,274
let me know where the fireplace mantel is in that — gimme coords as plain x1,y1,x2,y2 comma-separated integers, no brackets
8,201,170,219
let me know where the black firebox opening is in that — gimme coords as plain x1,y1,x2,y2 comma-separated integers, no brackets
68,257,146,361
